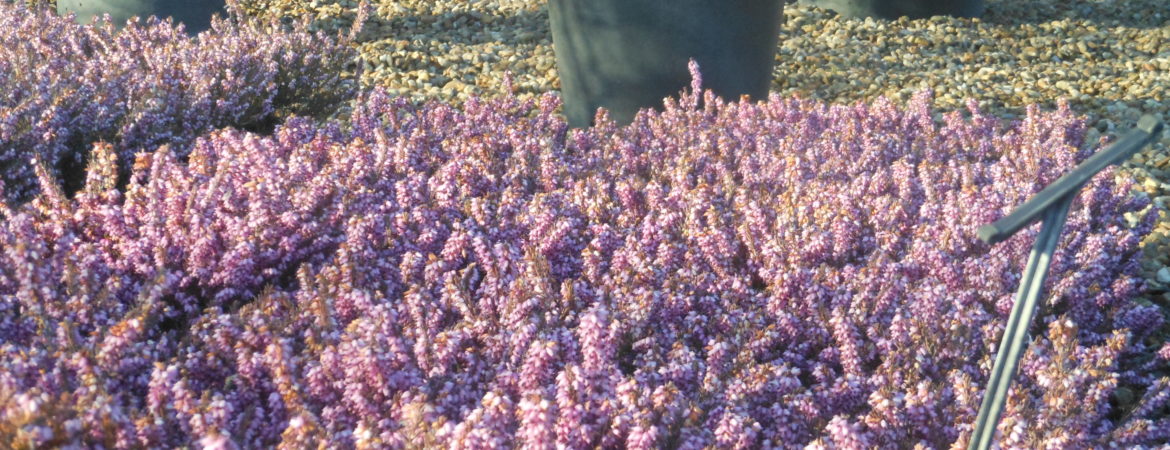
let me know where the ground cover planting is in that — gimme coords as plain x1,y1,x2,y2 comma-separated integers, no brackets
2,30,1169,445
0,2,358,206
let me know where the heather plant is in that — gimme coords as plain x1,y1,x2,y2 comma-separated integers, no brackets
1,63,1168,448
0,1,358,206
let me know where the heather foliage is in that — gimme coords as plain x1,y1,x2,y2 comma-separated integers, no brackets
1,63,1168,448
0,2,358,206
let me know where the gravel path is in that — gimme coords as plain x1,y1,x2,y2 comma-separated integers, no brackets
239,0,1170,314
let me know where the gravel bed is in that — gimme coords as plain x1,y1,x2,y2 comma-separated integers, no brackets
239,0,1170,316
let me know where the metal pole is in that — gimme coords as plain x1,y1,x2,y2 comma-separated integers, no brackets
978,115,1164,245
967,115,1163,448
969,193,1073,450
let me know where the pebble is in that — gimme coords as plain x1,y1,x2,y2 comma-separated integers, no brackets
235,0,1170,305
237,0,558,108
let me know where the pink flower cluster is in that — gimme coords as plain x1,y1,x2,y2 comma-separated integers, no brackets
0,2,358,206
1,61,1167,447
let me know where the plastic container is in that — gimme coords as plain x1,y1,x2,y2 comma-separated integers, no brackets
798,0,984,20
549,0,785,127
58,0,227,35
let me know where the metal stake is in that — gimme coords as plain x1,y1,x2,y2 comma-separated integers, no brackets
968,115,1163,449
969,192,1072,449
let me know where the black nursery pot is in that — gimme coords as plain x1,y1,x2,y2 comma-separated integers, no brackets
58,0,228,35
548,0,785,128
798,0,984,20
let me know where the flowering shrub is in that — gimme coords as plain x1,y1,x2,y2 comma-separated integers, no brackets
0,2,358,206
1,63,1167,448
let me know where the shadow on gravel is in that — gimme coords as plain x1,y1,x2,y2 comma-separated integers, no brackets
983,0,1169,29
